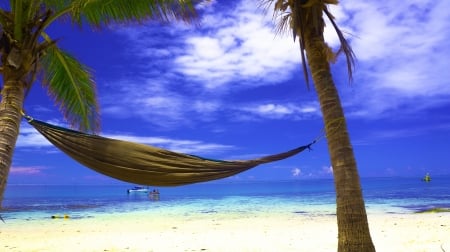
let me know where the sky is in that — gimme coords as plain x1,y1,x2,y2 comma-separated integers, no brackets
6,0,450,185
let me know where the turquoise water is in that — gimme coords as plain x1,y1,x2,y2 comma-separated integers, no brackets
2,177,449,221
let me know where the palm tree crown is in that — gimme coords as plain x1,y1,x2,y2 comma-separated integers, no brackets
0,0,198,132
0,0,200,207
264,0,354,88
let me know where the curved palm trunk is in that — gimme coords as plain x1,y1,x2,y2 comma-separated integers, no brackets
0,69,26,208
304,27,376,252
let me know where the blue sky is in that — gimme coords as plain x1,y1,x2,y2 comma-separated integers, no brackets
8,0,450,185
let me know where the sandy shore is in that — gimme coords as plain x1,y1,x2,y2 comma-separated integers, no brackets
1,211,449,252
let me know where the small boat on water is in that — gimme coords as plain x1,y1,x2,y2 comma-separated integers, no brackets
127,186,149,193
422,173,431,182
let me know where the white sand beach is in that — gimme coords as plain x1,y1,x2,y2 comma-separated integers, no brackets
1,211,449,252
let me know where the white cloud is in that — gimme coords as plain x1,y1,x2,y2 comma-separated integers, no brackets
16,124,52,147
322,166,333,175
335,0,450,118
291,168,301,177
240,102,320,120
104,0,308,128
259,104,291,114
174,1,300,89
102,78,223,128
17,121,233,155
10,166,45,175
103,134,234,155
107,0,450,127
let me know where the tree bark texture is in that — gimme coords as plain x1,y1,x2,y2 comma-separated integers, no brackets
0,68,26,208
304,24,376,252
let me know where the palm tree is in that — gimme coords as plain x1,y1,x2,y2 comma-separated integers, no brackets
265,0,376,251
0,0,199,207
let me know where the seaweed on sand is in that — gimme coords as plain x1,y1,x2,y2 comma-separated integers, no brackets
416,208,450,213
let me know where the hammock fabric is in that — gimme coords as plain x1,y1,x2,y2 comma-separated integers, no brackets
26,117,315,186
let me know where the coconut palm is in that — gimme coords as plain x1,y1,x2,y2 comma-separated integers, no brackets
0,0,199,207
265,0,376,251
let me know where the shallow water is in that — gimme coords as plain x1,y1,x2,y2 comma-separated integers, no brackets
2,177,449,221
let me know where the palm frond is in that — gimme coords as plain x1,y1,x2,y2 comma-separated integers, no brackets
23,9,52,54
12,0,24,41
41,0,71,10
24,1,41,22
292,0,310,88
40,44,99,133
323,7,355,83
0,9,11,27
69,0,198,27
265,0,355,86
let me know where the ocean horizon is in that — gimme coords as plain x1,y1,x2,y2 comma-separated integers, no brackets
2,176,450,222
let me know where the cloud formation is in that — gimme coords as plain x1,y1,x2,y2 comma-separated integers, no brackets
105,0,450,130
335,0,450,118
16,124,52,148
241,102,320,120
104,0,314,129
291,167,301,177
17,122,234,155
10,166,45,175
103,134,234,155
174,1,300,89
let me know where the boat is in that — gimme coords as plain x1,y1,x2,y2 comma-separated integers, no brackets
422,173,431,182
127,186,150,193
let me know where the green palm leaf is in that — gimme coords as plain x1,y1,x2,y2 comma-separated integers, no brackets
81,0,196,25
0,0,203,207
264,0,355,87
44,0,197,28
40,44,99,133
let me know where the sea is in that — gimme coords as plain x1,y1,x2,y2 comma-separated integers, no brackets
1,177,450,221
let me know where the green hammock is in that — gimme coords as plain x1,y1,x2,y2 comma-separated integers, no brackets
25,116,315,186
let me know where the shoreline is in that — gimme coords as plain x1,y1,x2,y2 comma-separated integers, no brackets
1,210,448,251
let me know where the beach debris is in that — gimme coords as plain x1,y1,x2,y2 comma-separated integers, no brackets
0,215,5,223
51,214,70,219
149,189,160,201
416,208,450,214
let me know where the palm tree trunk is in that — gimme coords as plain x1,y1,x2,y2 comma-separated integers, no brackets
0,69,26,208
304,29,376,252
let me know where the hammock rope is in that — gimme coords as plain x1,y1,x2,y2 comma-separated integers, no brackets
23,114,317,186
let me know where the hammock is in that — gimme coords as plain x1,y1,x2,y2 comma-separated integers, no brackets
24,116,316,186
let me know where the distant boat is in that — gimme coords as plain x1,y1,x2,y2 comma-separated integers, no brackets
422,173,431,182
127,186,149,193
